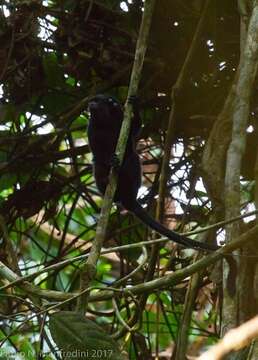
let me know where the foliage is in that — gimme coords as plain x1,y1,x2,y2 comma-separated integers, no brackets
49,312,124,360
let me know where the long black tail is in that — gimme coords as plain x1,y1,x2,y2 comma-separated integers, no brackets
132,202,219,251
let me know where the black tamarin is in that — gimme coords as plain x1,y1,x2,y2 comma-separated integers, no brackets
87,94,219,251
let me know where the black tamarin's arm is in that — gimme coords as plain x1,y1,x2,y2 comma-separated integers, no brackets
110,95,141,171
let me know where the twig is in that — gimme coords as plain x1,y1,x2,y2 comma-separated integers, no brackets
113,246,148,287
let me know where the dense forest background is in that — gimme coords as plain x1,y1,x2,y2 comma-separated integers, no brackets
0,0,258,359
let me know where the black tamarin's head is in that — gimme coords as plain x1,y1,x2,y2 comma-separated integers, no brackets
88,94,123,124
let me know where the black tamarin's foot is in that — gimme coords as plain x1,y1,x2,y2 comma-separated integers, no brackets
110,153,120,172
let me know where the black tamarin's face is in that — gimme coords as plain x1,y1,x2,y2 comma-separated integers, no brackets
88,95,123,124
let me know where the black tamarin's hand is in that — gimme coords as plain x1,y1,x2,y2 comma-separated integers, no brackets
110,154,120,173
128,95,140,111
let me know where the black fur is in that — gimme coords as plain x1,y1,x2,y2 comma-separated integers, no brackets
87,94,219,251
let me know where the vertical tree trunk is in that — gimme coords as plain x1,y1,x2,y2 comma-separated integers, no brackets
223,3,258,359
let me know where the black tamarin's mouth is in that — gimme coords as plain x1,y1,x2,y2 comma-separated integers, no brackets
88,101,99,111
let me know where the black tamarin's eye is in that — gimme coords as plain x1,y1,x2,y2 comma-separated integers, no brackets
108,98,119,107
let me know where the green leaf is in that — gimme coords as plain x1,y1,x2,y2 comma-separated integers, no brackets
43,54,65,88
49,311,125,360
